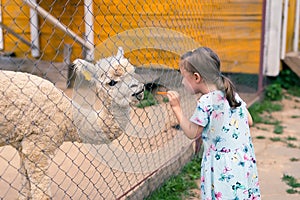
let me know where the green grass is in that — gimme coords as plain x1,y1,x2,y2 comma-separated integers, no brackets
136,90,158,108
288,86,300,97
249,68,300,125
248,100,282,125
273,124,284,134
286,188,299,194
291,115,300,118
146,156,201,200
282,174,300,194
269,136,299,148
136,90,169,108
287,143,297,148
287,136,297,141
290,157,300,162
163,97,169,103
270,137,282,142
275,69,300,96
255,127,269,131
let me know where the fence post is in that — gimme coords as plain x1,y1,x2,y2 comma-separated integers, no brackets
258,0,267,93
64,44,74,88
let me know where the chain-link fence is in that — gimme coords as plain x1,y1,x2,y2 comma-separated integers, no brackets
0,0,263,199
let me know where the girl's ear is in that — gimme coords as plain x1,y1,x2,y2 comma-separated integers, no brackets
194,72,202,82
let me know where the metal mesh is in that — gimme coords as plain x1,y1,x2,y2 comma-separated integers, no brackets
0,0,263,199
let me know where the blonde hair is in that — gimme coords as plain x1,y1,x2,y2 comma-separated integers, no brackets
180,47,241,108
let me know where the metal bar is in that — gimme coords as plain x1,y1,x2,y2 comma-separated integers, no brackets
0,22,37,49
84,0,94,60
281,0,289,59
29,0,40,57
0,0,3,50
24,0,94,51
258,0,267,93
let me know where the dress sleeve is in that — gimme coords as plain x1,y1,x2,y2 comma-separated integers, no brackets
235,93,247,107
190,96,210,127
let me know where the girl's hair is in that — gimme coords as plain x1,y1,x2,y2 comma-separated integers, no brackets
180,47,241,108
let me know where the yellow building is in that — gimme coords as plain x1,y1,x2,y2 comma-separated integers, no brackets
2,0,299,76
0,0,265,74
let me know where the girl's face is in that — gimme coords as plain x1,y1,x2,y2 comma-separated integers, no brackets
180,66,201,94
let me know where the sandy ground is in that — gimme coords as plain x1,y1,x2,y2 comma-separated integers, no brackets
187,94,300,200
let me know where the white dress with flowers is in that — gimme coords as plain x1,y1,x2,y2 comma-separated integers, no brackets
190,90,261,200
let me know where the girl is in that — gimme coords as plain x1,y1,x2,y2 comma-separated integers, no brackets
167,47,261,199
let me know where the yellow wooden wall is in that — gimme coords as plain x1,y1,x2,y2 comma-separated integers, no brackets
93,0,263,74
1,0,32,56
1,0,264,74
286,0,297,52
0,0,85,61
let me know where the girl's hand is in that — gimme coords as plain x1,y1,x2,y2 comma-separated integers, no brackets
166,91,181,109
167,90,203,140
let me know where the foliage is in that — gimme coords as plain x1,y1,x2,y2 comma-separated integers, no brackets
146,156,201,200
255,135,265,139
270,137,281,142
290,158,300,162
286,136,297,141
275,69,299,90
264,83,282,101
163,97,169,103
274,69,300,97
287,86,300,97
136,90,158,108
248,100,282,124
273,124,284,134
263,68,300,100
136,90,169,108
282,174,300,194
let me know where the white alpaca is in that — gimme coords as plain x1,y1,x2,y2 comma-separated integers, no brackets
0,47,144,200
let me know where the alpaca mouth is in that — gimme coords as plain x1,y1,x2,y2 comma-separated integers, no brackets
132,88,144,101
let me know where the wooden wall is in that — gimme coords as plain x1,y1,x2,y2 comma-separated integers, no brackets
0,0,263,74
286,0,297,52
1,0,32,56
94,0,263,74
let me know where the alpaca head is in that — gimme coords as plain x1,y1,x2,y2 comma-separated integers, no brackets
73,47,144,107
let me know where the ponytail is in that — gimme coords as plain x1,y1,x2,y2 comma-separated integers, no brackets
221,76,241,108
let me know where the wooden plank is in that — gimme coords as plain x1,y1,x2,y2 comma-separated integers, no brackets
283,52,300,77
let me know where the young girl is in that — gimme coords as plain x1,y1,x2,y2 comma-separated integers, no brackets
167,47,261,199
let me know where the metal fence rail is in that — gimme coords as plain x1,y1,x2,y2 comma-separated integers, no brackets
0,0,263,199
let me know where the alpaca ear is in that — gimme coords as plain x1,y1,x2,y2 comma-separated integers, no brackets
115,47,124,61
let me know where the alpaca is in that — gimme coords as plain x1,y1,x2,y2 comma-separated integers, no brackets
0,47,144,200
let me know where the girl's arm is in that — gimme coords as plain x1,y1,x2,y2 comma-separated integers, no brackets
167,91,203,139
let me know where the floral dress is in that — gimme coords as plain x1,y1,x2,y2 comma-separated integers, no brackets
190,90,261,200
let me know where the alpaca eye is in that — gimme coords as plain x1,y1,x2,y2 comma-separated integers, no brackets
108,80,118,86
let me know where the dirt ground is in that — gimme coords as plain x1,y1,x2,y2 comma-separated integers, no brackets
187,94,300,200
